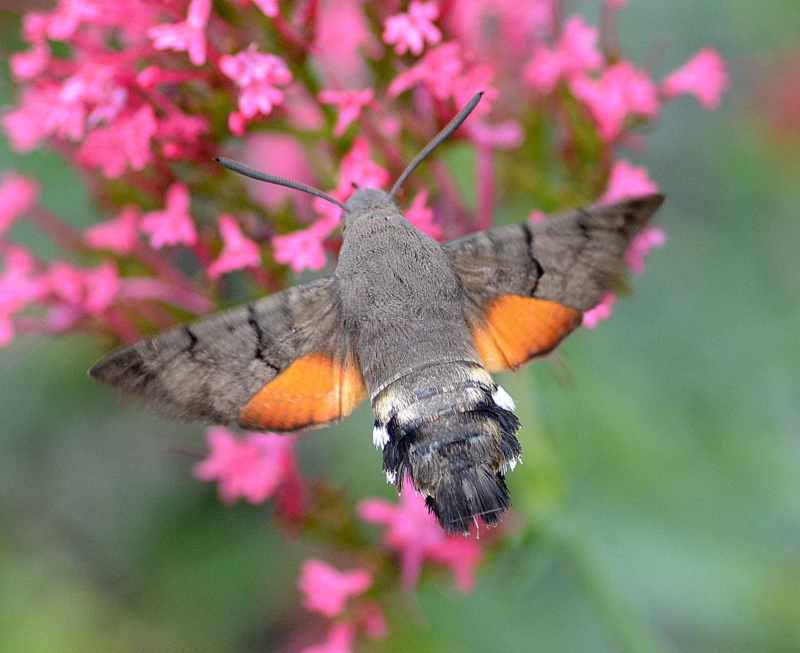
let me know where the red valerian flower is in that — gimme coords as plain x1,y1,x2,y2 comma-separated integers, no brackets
662,48,729,110
298,559,373,617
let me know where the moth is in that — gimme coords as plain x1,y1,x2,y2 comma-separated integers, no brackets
90,93,663,534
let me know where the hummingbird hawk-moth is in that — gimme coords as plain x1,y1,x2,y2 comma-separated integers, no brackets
90,94,663,534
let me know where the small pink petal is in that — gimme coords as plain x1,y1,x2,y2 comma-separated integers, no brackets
582,292,617,329
298,559,373,617
0,172,40,237
383,1,441,56
148,0,211,66
625,226,666,275
358,484,483,592
300,623,356,653
84,205,140,255
601,159,659,204
206,214,261,279
662,48,729,110
404,190,442,240
318,89,374,137
140,183,198,249
195,427,298,504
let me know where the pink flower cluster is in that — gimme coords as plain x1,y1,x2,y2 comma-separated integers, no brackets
1,1,729,648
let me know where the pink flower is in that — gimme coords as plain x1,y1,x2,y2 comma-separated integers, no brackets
232,0,279,16
194,427,298,504
625,227,666,275
336,137,389,192
298,559,372,617
47,260,121,330
0,172,40,237
10,41,49,81
84,205,140,255
148,0,211,66
388,42,462,99
140,183,198,248
0,246,47,346
206,214,261,279
662,48,729,110
272,220,330,273
220,44,292,119
300,623,356,653
525,16,602,94
601,159,659,204
46,0,103,40
77,105,157,177
241,133,317,221
405,190,442,240
528,209,546,224
359,485,483,592
570,62,660,141
318,89,374,137
468,119,524,149
383,1,441,56
582,292,616,328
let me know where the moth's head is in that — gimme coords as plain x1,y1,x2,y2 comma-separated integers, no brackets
343,188,393,221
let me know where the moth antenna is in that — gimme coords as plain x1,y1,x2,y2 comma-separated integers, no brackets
388,91,483,200
216,157,347,210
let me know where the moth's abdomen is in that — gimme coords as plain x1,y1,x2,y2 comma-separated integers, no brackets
372,362,522,534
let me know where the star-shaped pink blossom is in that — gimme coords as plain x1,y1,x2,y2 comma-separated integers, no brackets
0,246,48,347
206,214,261,279
140,183,198,249
601,159,659,204
0,172,39,237
318,89,374,137
194,427,298,504
359,484,483,592
570,62,660,141
298,559,372,617
582,292,617,329
149,0,211,66
383,1,442,56
404,190,442,240
300,623,356,653
662,48,729,110
388,42,462,99
84,205,140,255
219,44,292,119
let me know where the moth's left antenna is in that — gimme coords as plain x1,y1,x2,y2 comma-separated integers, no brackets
388,91,483,200
216,157,347,210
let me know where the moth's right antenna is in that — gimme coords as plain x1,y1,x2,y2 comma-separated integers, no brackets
216,157,347,210
388,91,483,200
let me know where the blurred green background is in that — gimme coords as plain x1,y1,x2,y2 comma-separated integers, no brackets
1,1,799,652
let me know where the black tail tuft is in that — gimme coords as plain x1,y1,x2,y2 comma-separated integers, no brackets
424,464,511,535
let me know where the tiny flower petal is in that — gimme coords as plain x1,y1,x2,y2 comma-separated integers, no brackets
359,484,483,592
148,0,211,66
298,559,372,617
0,172,40,237
388,42,462,99
272,222,329,273
300,623,356,653
220,45,292,120
84,205,140,255
195,427,298,504
571,63,659,141
383,1,441,56
625,226,666,275
404,190,442,240
601,159,659,204
318,89,374,137
207,214,261,279
582,292,617,328
140,183,198,248
662,48,729,110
